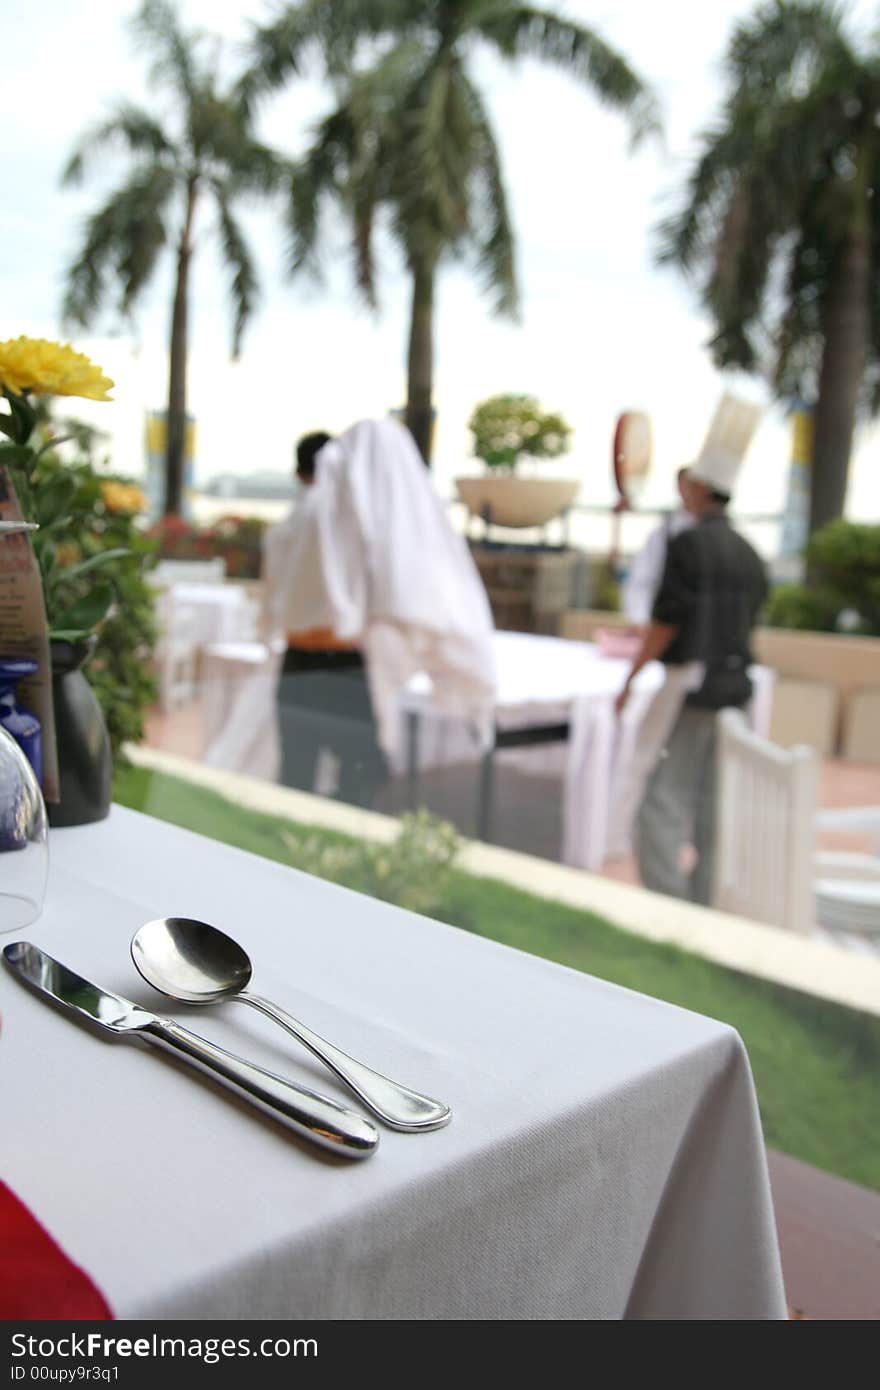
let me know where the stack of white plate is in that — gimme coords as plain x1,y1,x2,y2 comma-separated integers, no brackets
815,876,880,938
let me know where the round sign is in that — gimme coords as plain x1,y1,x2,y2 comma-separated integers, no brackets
612,411,652,501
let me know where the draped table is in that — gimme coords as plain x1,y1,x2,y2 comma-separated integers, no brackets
399,631,775,869
0,807,786,1319
156,581,257,649
194,631,773,868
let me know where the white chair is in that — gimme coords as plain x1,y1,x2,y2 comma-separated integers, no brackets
713,709,880,943
153,592,201,714
713,708,818,934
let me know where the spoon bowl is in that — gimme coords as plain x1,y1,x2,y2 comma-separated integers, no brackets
131,916,452,1133
132,916,252,1003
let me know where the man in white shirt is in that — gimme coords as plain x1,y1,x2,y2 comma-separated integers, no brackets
262,431,388,806
262,419,496,806
621,468,695,626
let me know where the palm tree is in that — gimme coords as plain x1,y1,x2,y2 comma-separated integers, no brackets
243,1,657,462
658,0,880,535
61,0,284,515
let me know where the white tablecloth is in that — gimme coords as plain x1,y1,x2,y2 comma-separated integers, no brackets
200,640,284,781
0,808,786,1319
157,582,256,648
401,631,775,870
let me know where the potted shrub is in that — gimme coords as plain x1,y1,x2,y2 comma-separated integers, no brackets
764,521,880,635
149,512,267,580
456,393,577,527
0,338,158,823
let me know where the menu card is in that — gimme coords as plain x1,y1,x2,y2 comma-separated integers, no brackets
0,465,59,802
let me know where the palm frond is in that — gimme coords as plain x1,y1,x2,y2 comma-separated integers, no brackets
239,0,425,110
131,0,200,106
190,92,286,194
285,109,355,284
213,190,259,357
61,104,174,185
867,173,880,329
237,1,320,113
458,73,518,317
726,0,852,101
703,178,785,371
286,42,425,299
390,58,475,256
656,0,880,411
774,226,831,397
476,5,660,143
62,165,175,328
655,119,757,274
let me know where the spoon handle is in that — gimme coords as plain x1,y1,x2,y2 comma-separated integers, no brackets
141,1016,379,1158
237,992,452,1133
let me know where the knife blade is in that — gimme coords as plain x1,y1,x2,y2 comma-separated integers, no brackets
3,942,379,1159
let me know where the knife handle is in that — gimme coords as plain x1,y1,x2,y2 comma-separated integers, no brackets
140,1017,379,1159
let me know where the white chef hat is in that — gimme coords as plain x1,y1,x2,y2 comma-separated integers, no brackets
689,392,762,496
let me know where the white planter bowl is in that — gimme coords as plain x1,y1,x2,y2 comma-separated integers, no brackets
455,476,579,528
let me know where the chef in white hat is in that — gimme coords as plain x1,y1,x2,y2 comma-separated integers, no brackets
614,394,768,904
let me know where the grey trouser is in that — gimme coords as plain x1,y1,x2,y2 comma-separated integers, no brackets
635,704,718,905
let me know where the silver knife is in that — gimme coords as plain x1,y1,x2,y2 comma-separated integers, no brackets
3,942,379,1160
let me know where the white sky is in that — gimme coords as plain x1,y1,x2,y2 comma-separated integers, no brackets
2,0,878,529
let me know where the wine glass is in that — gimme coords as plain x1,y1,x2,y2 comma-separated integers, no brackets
0,724,48,933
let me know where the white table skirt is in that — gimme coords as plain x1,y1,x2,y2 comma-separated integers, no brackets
195,631,774,870
398,632,775,869
0,808,786,1319
200,640,283,781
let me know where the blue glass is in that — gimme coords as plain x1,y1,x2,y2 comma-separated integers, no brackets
0,657,43,786
0,724,48,930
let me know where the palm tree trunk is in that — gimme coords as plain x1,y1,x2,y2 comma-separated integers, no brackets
405,261,435,465
809,230,870,534
164,182,198,516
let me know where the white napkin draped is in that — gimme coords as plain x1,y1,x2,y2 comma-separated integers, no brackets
267,418,497,756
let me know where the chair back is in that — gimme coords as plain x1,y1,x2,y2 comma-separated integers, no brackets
713,708,818,933
152,557,227,587
153,593,201,714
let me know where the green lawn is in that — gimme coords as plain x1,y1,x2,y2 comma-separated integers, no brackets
114,764,880,1191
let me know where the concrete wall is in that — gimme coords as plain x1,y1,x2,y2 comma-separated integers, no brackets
754,629,880,761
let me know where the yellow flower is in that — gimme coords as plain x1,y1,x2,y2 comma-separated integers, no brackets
55,540,83,568
0,336,114,401
101,480,148,514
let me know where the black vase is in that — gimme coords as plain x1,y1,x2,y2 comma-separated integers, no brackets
47,639,112,828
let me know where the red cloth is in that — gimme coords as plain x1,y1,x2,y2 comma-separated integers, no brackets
0,1181,113,1320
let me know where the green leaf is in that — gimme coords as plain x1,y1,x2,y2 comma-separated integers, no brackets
53,581,115,634
48,627,94,643
0,444,35,467
60,547,131,580
34,472,77,528
1,390,36,445
32,435,73,462
33,534,57,576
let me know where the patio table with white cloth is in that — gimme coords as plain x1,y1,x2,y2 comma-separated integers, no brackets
0,807,786,1319
156,581,257,649
399,631,775,870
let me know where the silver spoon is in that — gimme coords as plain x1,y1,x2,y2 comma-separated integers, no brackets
131,917,452,1133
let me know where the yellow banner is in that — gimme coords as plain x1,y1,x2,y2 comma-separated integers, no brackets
791,409,814,465
145,413,196,458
